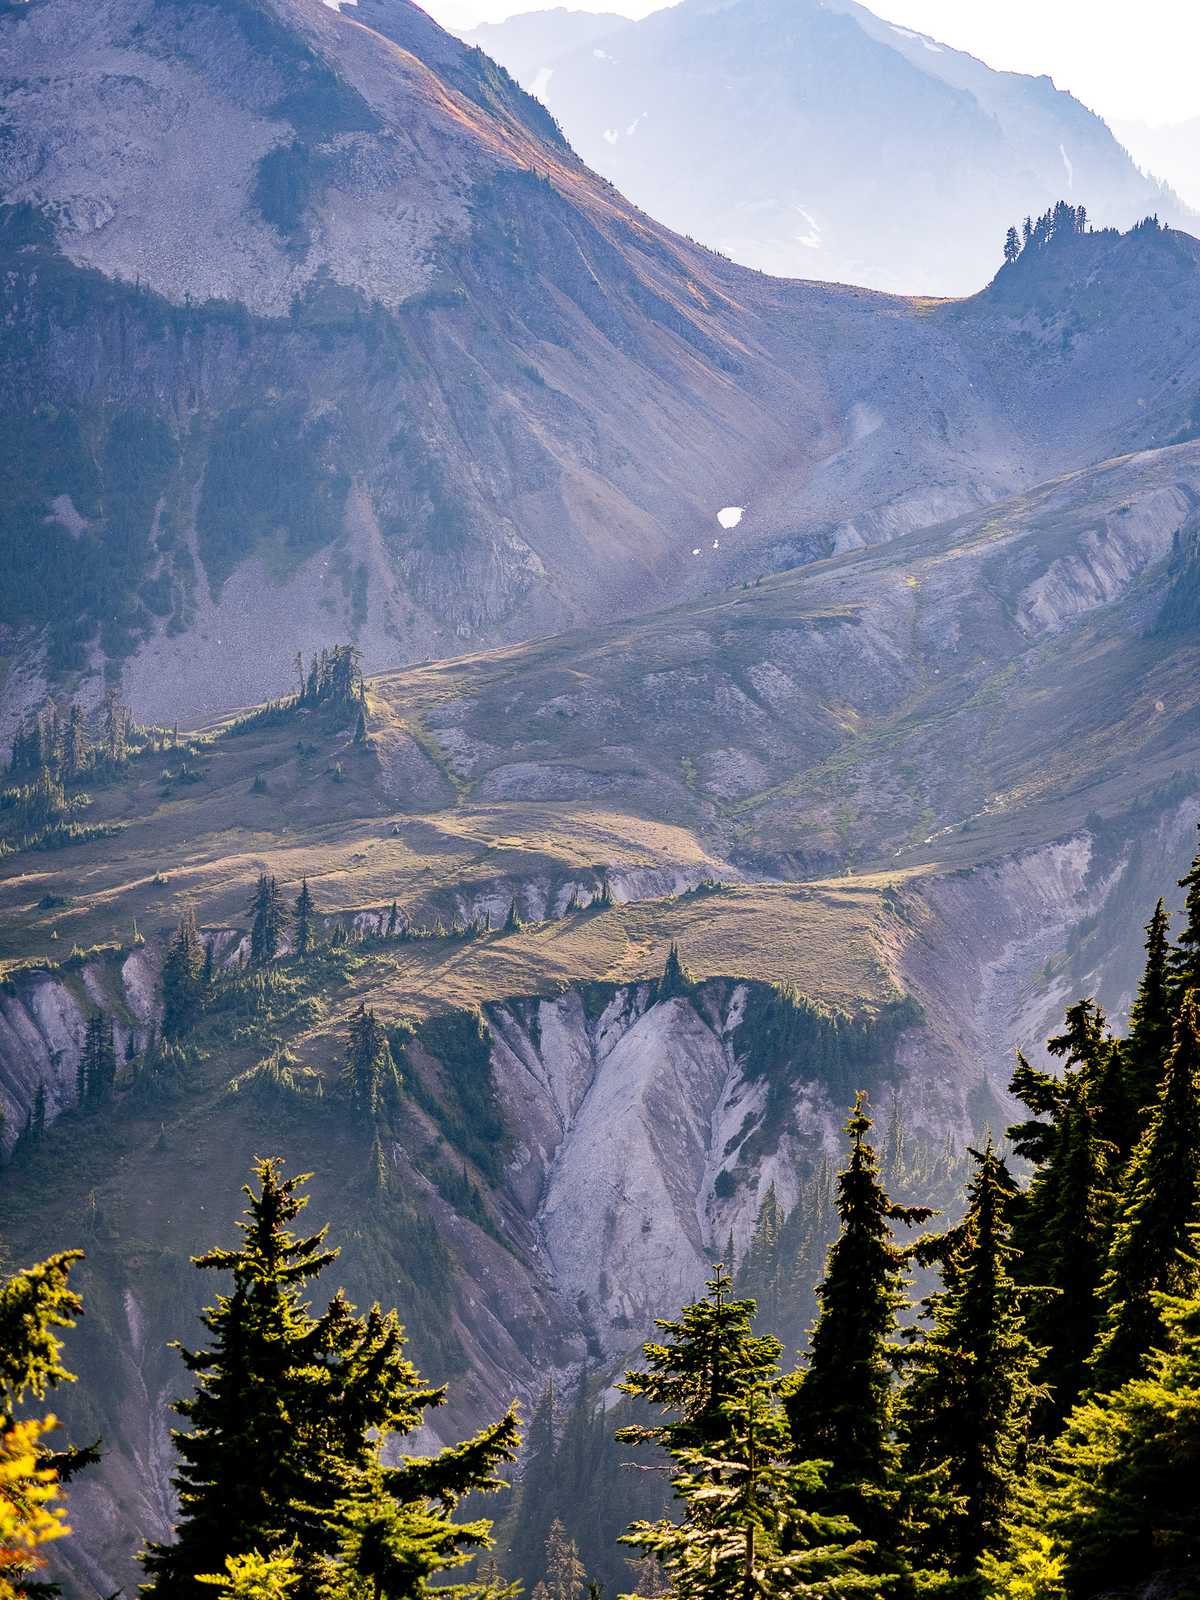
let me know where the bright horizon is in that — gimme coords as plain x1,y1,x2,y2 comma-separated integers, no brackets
422,0,1200,129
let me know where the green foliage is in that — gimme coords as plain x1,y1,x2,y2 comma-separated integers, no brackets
341,1007,399,1122
140,1159,519,1599
1090,996,1200,1388
396,1010,506,1184
784,1093,931,1551
897,1143,1045,1583
76,1012,117,1108
657,942,692,1001
248,875,287,969
253,143,315,243
292,880,315,961
162,910,207,1039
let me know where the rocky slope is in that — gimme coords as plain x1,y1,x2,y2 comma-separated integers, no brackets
5,0,1200,727
466,0,1189,293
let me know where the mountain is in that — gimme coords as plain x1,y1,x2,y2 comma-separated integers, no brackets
4,0,1200,735
469,0,1190,293
4,420,1200,1590
1114,113,1200,212
465,6,630,86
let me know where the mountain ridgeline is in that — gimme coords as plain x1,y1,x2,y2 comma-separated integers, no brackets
3,0,1200,728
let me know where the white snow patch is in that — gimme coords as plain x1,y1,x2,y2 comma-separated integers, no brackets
593,47,615,60
793,206,822,249
692,547,701,556
603,128,620,144
627,113,646,136
717,506,744,529
321,0,357,8
713,539,720,549
1060,144,1074,189
530,66,554,99
889,23,941,50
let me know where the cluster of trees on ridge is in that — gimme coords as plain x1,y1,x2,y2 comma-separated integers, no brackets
5,838,1200,1597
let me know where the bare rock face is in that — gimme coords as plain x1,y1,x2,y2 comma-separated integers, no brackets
6,1,1200,724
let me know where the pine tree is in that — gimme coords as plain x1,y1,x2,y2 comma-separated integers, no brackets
247,875,286,968
1003,225,1021,264
62,703,88,779
341,1006,397,1121
658,943,692,1001
292,880,315,961
353,704,369,746
988,1271,1200,1600
507,1383,558,1586
896,1142,1044,1581
617,1266,782,1458
540,1519,586,1600
77,1013,117,1107
386,900,400,939
1090,995,1200,1387
0,1250,95,1594
504,897,523,934
621,1382,874,1600
784,1093,931,1548
1123,899,1174,1122
162,909,206,1038
1171,825,1200,994
141,1160,520,1599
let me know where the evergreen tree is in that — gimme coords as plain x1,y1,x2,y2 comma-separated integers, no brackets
1122,899,1174,1122
162,909,206,1039
784,1093,931,1548
1090,995,1200,1387
658,944,692,1001
621,1383,874,1600
386,901,400,939
141,1159,519,1599
1003,225,1021,265
247,875,286,968
1171,825,1200,994
0,1250,95,1594
540,1519,586,1600
617,1267,782,1458
292,880,315,961
504,898,523,934
77,1013,117,1107
896,1142,1044,1582
62,704,88,779
341,1007,398,1122
353,704,369,746
988,1269,1200,1600
507,1383,558,1586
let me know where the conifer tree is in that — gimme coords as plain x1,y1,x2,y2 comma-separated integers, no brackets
1003,225,1021,264
617,1266,781,1457
784,1093,931,1547
141,1160,519,1599
1090,995,1200,1387
540,1519,586,1600
77,1013,117,1107
162,910,206,1039
353,704,369,746
621,1382,874,1600
1171,825,1200,994
896,1142,1044,1581
292,880,315,961
386,901,400,939
507,1383,558,1586
341,1007,398,1122
63,704,88,779
658,943,692,1001
503,897,523,934
247,875,286,968
0,1249,95,1594
1122,899,1174,1122
988,1270,1200,1600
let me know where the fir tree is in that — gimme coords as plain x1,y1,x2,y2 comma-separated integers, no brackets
896,1142,1044,1581
1122,899,1174,1122
77,1013,117,1107
617,1266,782,1457
292,880,315,961
1171,825,1200,994
988,1269,1200,1600
658,943,692,1002
386,901,400,939
507,1383,558,1586
162,909,206,1039
353,704,369,746
247,875,286,968
540,1519,586,1600
1090,995,1200,1387
141,1160,519,1599
63,704,88,779
621,1382,874,1600
0,1249,96,1594
784,1093,931,1548
341,1007,397,1122
1003,225,1021,265
504,897,523,934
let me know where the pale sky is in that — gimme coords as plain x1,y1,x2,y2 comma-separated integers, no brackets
427,0,1200,128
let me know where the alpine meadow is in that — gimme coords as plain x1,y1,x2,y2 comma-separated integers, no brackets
2,0,1200,1597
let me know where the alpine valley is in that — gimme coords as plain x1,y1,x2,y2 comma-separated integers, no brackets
2,1,1200,1597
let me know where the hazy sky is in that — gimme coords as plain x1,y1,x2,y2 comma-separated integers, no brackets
426,0,1200,127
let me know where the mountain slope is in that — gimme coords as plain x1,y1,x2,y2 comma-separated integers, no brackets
5,0,1200,730
469,0,1188,293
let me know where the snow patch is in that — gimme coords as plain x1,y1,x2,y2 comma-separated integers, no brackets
320,0,357,8
889,23,941,51
603,128,619,144
1060,143,1074,189
717,506,744,529
627,113,646,136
